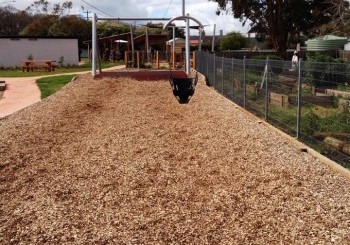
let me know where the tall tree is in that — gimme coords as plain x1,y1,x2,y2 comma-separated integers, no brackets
212,0,337,56
20,15,58,36
319,0,350,36
25,0,72,16
97,21,130,37
0,6,35,35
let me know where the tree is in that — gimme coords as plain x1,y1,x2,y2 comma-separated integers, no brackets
212,0,338,56
0,6,35,35
25,0,72,16
48,15,90,37
220,31,246,50
25,0,50,15
319,0,350,36
20,15,58,36
97,21,130,38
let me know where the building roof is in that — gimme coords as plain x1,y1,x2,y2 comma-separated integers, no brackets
0,35,78,39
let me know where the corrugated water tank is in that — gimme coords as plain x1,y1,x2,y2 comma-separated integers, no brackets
306,35,348,51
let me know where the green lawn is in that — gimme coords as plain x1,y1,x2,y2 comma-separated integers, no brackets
0,60,124,77
36,75,77,99
34,60,124,99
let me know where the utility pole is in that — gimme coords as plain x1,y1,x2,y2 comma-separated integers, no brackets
83,10,91,21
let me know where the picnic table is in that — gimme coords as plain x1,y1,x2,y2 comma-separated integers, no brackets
21,60,56,72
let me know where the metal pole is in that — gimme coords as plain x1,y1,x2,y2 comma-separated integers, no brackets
232,57,234,100
222,57,224,94
185,13,190,75
182,0,185,15
92,13,97,77
264,57,269,121
243,56,246,108
206,53,209,80
98,17,171,21
198,28,202,51
296,58,302,138
214,54,216,89
130,24,135,68
212,24,216,53
183,0,189,74
172,26,176,68
146,27,149,63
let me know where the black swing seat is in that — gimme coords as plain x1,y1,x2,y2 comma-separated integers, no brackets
169,71,198,104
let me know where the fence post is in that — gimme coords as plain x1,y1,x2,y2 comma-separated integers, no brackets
232,57,234,100
222,57,224,93
296,58,302,139
173,51,176,69
214,54,216,89
193,51,196,70
206,53,209,79
264,57,269,121
243,56,246,108
124,51,128,68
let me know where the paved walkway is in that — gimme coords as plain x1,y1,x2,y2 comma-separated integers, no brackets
0,65,125,119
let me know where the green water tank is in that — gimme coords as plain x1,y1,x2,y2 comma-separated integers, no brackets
306,35,348,51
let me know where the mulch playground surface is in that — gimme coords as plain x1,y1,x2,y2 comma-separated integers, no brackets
0,70,350,244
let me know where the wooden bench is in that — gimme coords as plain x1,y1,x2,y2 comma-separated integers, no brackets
21,60,56,72
32,61,51,72
21,62,34,72
0,80,6,91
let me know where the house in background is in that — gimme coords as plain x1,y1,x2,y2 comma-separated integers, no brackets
0,36,79,68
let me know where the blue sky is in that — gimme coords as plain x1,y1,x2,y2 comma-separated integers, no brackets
6,0,250,35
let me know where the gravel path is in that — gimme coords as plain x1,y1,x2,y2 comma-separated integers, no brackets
0,73,350,244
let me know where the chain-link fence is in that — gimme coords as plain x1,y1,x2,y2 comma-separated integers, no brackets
196,51,350,167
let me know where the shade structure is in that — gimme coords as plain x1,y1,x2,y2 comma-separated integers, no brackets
114,39,128,43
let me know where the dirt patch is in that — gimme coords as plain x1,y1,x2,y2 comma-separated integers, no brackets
0,73,350,244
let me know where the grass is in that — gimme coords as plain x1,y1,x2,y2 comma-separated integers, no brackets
36,75,77,99
336,85,350,92
0,60,124,77
34,60,124,99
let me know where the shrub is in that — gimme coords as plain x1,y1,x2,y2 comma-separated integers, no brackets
220,32,247,51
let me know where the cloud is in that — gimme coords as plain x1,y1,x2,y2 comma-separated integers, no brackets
10,0,249,34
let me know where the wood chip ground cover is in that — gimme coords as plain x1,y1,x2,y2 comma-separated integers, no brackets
0,73,350,244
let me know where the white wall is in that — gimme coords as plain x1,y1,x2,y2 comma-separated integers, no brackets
0,37,79,68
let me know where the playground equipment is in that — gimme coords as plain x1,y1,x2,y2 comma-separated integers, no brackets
164,15,203,103
169,69,198,104
90,1,205,103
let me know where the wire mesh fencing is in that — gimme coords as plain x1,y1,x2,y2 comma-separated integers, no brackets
196,51,350,167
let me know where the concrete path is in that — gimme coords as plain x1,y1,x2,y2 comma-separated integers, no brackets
0,77,41,119
0,65,125,119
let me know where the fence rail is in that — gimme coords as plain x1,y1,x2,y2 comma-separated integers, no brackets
196,51,350,167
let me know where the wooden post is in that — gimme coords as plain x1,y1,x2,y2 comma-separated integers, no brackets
156,51,159,69
193,51,196,70
173,51,176,69
137,51,140,69
124,51,128,68
97,45,102,74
